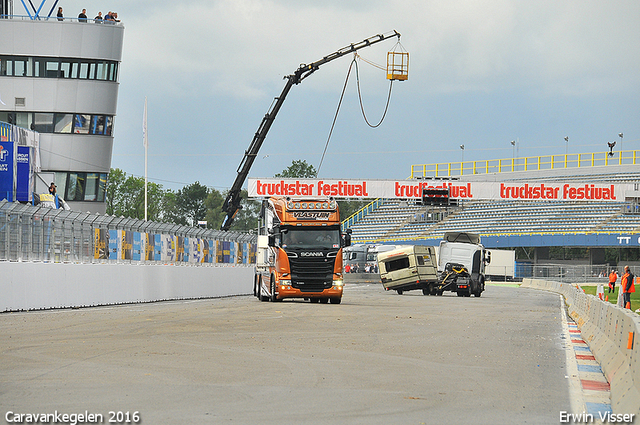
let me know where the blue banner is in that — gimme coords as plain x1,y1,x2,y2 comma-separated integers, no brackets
132,232,141,261
154,234,161,261
109,230,118,261
16,146,32,202
0,141,14,201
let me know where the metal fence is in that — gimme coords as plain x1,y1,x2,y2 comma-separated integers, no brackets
519,263,640,284
0,200,257,265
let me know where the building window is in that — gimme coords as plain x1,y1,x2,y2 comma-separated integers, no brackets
0,55,119,82
2,111,114,136
73,114,91,134
33,113,54,133
54,114,74,133
56,171,108,202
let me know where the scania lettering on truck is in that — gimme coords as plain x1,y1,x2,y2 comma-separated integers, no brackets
254,197,350,304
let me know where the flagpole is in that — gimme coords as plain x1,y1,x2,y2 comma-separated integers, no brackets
143,97,148,221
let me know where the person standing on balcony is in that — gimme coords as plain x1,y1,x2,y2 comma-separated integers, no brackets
57,7,63,21
78,9,87,22
621,265,635,308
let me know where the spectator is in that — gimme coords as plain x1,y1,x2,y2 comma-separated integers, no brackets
104,11,114,23
78,8,87,22
48,182,56,195
94,11,102,23
57,7,63,21
608,269,617,293
621,265,635,308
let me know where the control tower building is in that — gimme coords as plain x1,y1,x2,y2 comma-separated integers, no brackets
0,0,124,213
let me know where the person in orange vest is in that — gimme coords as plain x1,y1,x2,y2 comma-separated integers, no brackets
608,269,618,293
621,265,635,308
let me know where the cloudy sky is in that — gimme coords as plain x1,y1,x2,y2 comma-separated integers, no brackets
50,1,640,190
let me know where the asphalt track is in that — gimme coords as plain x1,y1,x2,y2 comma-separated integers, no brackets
1,283,575,425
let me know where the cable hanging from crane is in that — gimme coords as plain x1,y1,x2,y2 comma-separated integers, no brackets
316,58,356,176
317,42,408,175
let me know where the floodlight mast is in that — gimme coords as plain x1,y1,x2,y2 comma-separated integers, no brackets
220,30,401,231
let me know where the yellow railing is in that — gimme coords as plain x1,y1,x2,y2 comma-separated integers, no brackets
410,150,639,178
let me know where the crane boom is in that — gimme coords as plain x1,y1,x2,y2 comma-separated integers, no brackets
221,30,401,230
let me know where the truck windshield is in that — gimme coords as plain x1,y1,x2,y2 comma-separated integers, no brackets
282,228,341,249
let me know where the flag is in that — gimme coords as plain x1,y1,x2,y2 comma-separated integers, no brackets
142,97,148,148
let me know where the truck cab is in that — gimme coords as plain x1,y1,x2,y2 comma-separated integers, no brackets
437,232,489,297
255,197,349,304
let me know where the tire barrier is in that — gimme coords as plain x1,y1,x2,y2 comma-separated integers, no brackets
521,278,640,415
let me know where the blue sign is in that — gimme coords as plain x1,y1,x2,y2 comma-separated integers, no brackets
16,146,32,202
0,141,15,201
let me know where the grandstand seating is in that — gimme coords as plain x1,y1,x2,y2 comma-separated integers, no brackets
348,200,636,243
347,156,640,244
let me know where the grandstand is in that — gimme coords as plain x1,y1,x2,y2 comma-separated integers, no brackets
345,150,640,251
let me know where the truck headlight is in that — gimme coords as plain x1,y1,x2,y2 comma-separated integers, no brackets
280,280,291,287
333,279,344,287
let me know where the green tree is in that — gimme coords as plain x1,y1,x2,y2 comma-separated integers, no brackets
164,182,209,226
274,160,368,221
230,189,261,232
275,160,317,178
106,168,164,220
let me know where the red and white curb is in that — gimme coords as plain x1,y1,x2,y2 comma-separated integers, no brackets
562,304,612,422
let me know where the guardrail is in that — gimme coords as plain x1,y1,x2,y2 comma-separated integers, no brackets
410,150,640,178
521,278,640,415
341,198,384,231
0,200,256,265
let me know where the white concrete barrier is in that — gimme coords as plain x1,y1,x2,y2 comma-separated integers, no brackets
0,262,254,312
521,278,640,415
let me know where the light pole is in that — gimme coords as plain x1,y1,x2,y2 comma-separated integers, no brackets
460,144,465,164
619,133,623,162
564,136,569,156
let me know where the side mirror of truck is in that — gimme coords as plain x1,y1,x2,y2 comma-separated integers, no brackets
268,235,276,247
485,251,491,264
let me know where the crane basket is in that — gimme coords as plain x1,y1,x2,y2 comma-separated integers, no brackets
387,42,408,81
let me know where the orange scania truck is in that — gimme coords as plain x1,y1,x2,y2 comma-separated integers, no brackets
253,197,351,304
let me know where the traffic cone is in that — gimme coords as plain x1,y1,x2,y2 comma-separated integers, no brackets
605,295,609,302
599,293,603,300
626,302,631,310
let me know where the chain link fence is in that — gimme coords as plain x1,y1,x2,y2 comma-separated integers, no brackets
518,263,639,284
0,200,257,265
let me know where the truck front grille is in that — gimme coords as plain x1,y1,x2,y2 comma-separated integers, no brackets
288,254,335,292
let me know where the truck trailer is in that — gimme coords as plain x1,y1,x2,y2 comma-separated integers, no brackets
377,245,438,295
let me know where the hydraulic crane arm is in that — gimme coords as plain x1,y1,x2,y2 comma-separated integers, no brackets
221,30,401,230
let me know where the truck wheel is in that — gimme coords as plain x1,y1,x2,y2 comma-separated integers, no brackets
474,276,484,297
330,297,342,304
253,275,259,297
457,291,464,297
320,298,329,304
436,290,443,296
270,277,278,302
310,298,320,303
259,277,269,302
422,288,429,296
396,290,403,295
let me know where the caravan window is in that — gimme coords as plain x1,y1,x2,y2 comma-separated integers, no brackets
416,256,425,266
385,256,410,272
